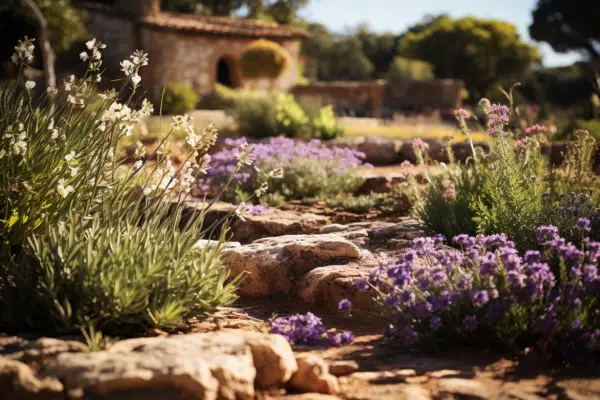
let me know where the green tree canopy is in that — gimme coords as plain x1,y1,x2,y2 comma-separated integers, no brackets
386,56,434,81
0,0,86,67
529,0,600,60
398,16,540,98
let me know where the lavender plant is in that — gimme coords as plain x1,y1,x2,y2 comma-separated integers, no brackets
414,88,599,251
270,312,354,347
353,229,600,359
0,38,265,333
198,137,367,205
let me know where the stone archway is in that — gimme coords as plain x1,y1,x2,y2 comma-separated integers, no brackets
216,55,241,88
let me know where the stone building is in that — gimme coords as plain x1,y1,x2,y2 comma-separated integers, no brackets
82,0,308,104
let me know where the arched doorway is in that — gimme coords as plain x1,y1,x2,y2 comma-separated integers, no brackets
216,56,239,88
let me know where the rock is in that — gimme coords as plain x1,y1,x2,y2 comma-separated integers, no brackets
289,354,339,395
328,361,359,377
355,176,393,195
182,201,331,243
0,357,63,400
436,378,493,399
0,337,87,365
387,238,412,250
42,331,298,400
328,137,403,166
319,224,350,234
223,233,361,297
231,209,330,243
281,394,341,400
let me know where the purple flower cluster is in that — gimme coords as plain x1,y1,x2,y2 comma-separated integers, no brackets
352,229,600,358
248,204,267,215
486,104,510,136
270,312,354,347
541,192,599,243
197,137,368,197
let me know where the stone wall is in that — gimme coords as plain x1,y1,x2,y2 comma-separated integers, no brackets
291,79,464,118
86,11,301,105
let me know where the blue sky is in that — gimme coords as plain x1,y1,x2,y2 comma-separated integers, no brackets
299,0,582,67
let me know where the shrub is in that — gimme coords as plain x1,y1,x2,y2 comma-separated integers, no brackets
225,91,344,139
350,230,600,360
414,90,599,251
386,56,435,81
0,39,267,334
238,39,291,80
197,137,367,204
162,82,198,115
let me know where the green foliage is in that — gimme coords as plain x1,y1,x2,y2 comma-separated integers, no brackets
311,105,344,140
0,42,243,334
529,0,600,60
0,0,86,62
227,92,280,138
162,82,199,115
238,39,291,80
386,56,434,81
252,157,365,205
324,188,410,215
415,90,599,251
398,16,540,98
221,89,344,139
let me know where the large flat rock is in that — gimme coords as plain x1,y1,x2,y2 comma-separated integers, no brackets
37,331,297,400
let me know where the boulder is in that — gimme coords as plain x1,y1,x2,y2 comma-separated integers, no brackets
223,234,361,297
231,209,330,243
0,357,63,400
328,361,359,377
0,337,87,365
289,354,340,395
42,331,298,400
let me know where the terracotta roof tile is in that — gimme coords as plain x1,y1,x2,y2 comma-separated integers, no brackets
83,3,309,39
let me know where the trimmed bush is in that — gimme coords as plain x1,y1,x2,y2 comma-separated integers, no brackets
162,82,198,115
238,39,291,80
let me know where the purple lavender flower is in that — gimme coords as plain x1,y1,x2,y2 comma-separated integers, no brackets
433,234,446,244
486,104,510,135
576,218,592,232
463,315,477,331
479,252,498,277
248,204,267,215
557,243,584,266
481,233,514,250
453,234,476,249
586,240,600,263
355,279,368,291
400,289,416,306
338,299,352,313
499,246,521,271
507,270,526,291
523,250,541,264
536,225,559,243
329,331,354,347
471,290,490,308
429,316,442,330
415,301,433,318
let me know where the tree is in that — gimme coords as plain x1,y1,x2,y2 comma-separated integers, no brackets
398,16,540,98
0,0,85,69
355,25,398,78
386,56,434,81
529,0,600,60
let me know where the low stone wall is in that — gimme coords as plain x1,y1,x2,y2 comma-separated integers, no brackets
291,79,464,119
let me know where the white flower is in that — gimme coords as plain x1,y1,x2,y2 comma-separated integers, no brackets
235,202,250,221
51,129,59,140
79,51,89,62
67,94,77,104
11,37,35,65
25,81,36,90
134,160,143,170
131,74,141,87
236,143,255,166
12,139,27,156
65,151,76,162
47,87,58,96
0,149,6,159
134,141,146,158
120,60,134,76
48,118,54,130
57,178,74,198
268,167,284,179
85,38,96,50
69,167,79,177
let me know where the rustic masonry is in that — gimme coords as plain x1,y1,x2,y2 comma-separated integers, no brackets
82,0,308,105
290,79,464,119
